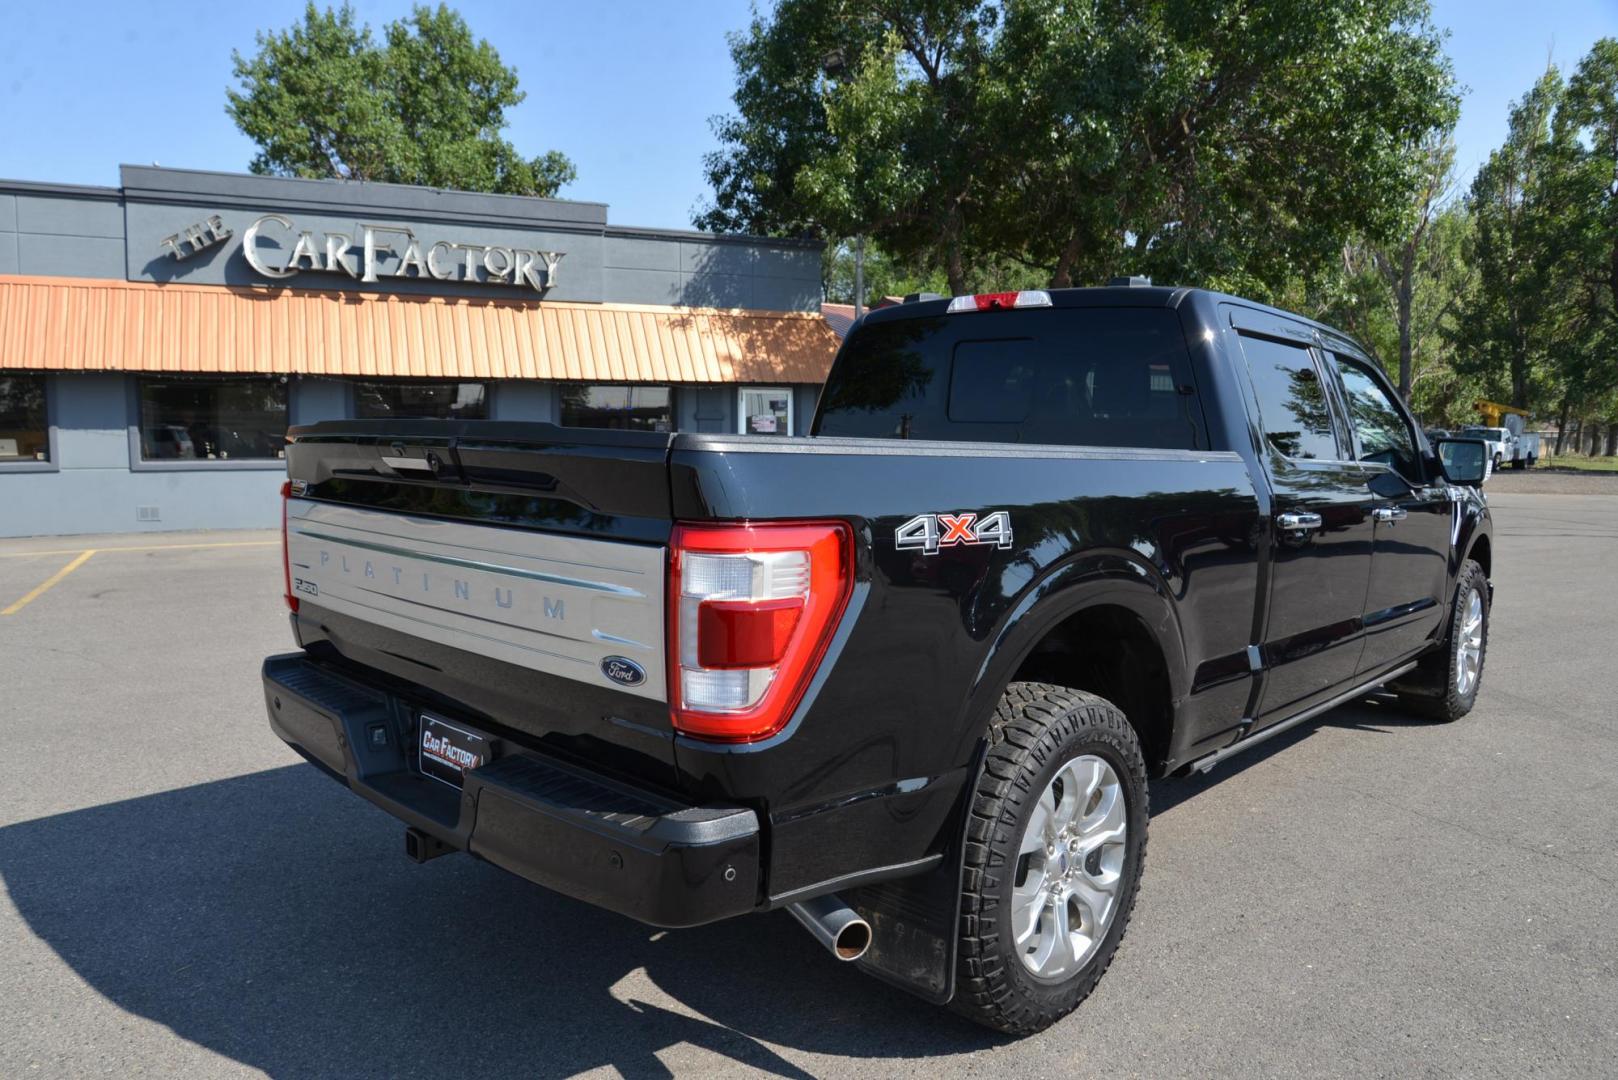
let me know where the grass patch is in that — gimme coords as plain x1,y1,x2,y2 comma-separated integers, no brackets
1540,454,1618,473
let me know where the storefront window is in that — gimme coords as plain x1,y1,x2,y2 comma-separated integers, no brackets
0,374,50,462
559,386,673,431
738,387,793,436
138,377,287,461
353,380,488,420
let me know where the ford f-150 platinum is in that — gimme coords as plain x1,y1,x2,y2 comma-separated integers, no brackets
263,283,1494,1033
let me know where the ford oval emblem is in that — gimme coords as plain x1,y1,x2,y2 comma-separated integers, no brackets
600,656,646,687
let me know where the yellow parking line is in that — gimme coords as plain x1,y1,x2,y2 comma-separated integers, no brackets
2,550,97,615
0,540,278,559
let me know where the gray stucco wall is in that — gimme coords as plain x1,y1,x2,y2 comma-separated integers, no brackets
0,375,822,537
491,381,558,423
602,232,821,311
0,167,831,537
2,374,283,536
291,378,351,426
0,184,126,279
1,167,823,310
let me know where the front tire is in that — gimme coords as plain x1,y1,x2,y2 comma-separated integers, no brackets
953,683,1148,1035
1392,559,1489,722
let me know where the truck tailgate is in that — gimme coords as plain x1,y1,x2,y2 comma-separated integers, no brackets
283,420,678,782
286,500,666,698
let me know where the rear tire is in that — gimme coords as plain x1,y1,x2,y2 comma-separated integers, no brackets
952,683,1147,1035
1392,559,1489,722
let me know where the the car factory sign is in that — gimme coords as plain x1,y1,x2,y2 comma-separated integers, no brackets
237,213,564,293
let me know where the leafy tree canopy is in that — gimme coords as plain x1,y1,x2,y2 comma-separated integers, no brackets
228,3,574,197
1454,41,1618,419
698,0,1458,300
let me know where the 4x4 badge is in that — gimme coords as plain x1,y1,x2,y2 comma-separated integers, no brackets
895,511,1013,555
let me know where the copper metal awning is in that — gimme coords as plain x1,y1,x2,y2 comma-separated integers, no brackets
0,275,840,384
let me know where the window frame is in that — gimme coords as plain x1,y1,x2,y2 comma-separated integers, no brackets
736,385,794,436
127,375,291,472
557,383,675,432
813,306,1211,450
0,371,59,474
349,378,491,422
1324,349,1427,484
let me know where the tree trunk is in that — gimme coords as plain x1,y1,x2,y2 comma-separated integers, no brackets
1507,298,1530,409
1607,420,1618,457
1050,232,1084,290
1555,397,1571,455
943,205,967,297
1397,247,1415,401
1571,419,1583,455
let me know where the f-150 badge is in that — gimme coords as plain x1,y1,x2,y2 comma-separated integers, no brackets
895,511,1013,555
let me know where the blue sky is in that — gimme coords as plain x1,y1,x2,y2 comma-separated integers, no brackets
1,0,1613,230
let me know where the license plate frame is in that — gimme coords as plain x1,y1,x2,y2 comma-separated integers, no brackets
418,714,491,789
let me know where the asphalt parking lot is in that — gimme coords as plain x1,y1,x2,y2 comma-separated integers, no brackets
1,493,1614,1079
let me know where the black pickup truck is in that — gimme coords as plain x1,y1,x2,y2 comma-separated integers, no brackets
263,284,1494,1034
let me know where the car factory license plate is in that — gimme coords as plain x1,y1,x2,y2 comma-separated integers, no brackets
418,715,490,788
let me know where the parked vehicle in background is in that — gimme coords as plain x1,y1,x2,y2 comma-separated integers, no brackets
1463,425,1514,470
1501,415,1539,469
143,425,196,459
263,284,1495,1035
1471,401,1540,469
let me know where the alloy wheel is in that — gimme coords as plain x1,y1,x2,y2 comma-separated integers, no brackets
1456,587,1484,696
1011,754,1128,983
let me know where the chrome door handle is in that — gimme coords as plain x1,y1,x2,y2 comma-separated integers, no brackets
1373,507,1407,523
1276,512,1323,531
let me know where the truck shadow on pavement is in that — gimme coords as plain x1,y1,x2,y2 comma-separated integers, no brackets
1149,695,1444,815
0,764,1002,1078
1,698,1421,1077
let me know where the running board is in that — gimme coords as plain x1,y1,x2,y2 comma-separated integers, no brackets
1187,661,1419,774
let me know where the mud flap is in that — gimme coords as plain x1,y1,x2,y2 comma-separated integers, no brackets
845,740,987,1005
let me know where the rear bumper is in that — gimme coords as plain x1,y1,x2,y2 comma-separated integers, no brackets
262,652,761,928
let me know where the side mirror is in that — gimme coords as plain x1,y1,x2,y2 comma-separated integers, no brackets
1434,437,1488,487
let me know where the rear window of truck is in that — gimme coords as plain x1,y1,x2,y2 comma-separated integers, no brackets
813,307,1206,449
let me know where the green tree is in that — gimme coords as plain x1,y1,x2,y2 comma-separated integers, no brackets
1326,200,1480,424
699,0,1458,301
1454,45,1618,446
228,3,574,197
1454,70,1569,412
1336,137,1461,401
1551,39,1618,451
821,237,1045,303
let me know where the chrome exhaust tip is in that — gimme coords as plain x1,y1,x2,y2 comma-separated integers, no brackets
787,893,872,962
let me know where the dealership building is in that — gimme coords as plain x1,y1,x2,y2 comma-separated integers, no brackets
0,166,836,537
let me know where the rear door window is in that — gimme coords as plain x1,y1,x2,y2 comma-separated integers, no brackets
814,307,1205,449
1237,334,1342,461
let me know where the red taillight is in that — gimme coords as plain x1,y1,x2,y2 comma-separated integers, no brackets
280,480,299,613
946,290,1053,313
668,521,853,742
